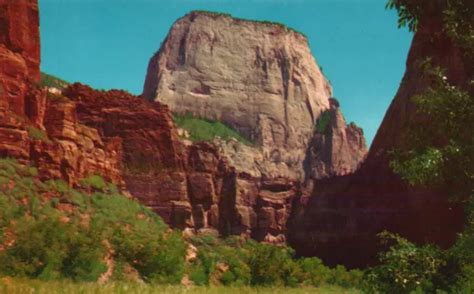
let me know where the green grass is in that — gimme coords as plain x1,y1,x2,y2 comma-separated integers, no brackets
40,72,69,89
173,113,253,145
0,278,361,294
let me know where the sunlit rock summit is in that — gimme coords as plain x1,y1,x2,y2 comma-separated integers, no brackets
143,11,366,180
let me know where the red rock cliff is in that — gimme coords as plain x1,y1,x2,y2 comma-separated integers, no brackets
0,0,123,185
62,83,299,242
0,1,300,242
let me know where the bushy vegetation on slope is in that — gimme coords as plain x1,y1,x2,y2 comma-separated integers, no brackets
0,158,186,283
40,72,69,89
0,159,363,290
173,113,253,145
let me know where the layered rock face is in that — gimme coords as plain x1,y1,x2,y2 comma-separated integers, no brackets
143,11,335,180
288,18,467,267
0,0,40,116
0,0,122,185
305,98,367,179
60,83,298,242
0,0,39,160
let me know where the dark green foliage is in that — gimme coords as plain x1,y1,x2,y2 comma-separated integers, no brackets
40,72,69,89
315,110,332,134
0,159,186,283
173,113,253,145
245,241,300,287
382,2,474,292
390,61,474,203
385,0,422,31
188,235,251,286
365,232,445,293
188,234,362,288
386,0,474,44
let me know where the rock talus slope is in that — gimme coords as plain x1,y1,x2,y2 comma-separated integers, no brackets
143,11,337,179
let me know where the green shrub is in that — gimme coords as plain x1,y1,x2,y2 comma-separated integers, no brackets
173,113,253,145
297,257,332,286
315,111,332,134
365,231,445,293
188,234,250,286
26,126,52,144
245,241,298,286
328,265,363,289
188,234,361,289
40,72,69,89
80,175,107,191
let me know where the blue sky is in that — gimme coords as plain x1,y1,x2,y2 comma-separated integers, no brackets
38,0,412,146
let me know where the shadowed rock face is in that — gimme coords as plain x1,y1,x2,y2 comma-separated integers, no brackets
143,11,337,180
288,18,468,268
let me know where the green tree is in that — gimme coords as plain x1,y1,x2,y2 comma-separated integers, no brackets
379,1,474,292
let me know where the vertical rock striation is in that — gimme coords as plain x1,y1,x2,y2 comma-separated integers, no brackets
143,11,337,180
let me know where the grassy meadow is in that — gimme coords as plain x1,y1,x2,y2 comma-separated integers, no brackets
0,278,360,294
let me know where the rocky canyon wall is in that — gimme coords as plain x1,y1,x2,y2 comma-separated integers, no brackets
0,0,123,185
2,1,465,269
288,17,468,267
0,1,304,242
143,11,366,180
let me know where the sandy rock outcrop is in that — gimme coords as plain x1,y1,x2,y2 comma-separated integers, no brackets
143,11,334,180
